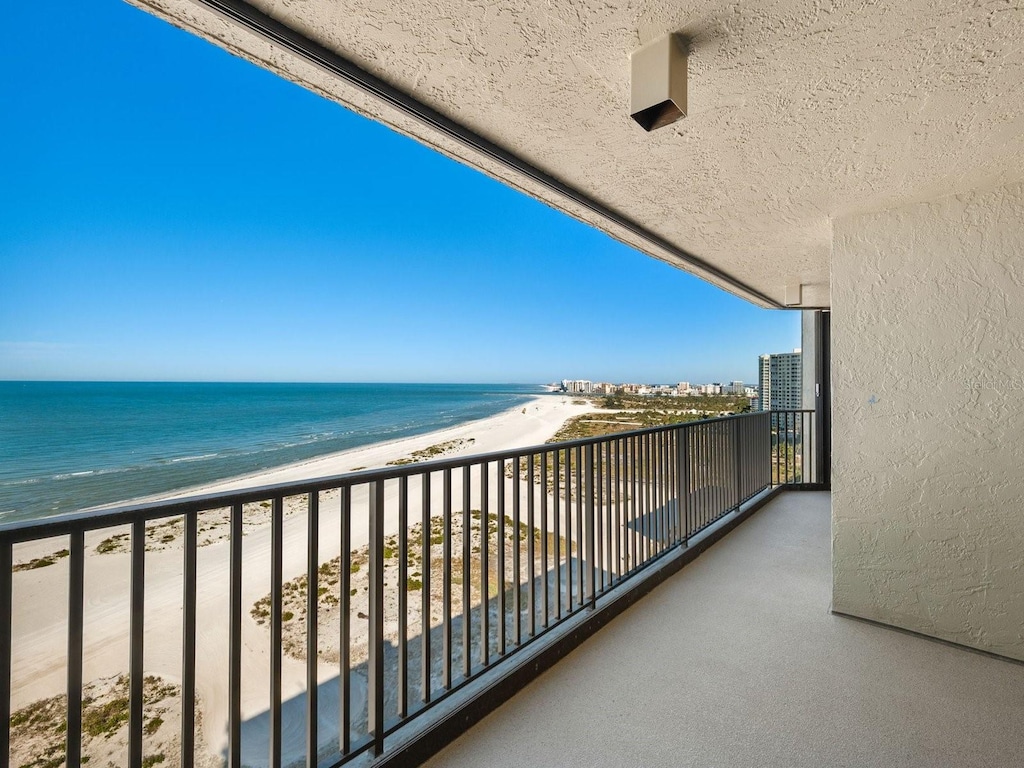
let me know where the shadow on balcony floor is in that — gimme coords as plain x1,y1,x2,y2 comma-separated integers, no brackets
424,491,1024,768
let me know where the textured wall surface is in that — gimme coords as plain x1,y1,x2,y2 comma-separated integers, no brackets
129,0,1024,307
832,181,1024,661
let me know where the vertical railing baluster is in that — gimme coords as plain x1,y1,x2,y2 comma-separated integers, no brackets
480,462,489,668
420,472,432,705
339,487,351,755
574,447,583,603
584,443,596,608
734,419,743,511
643,436,651,557
641,433,650,564
671,430,678,542
682,427,692,542
706,425,714,522
596,441,604,592
808,410,813,483
784,412,790,483
614,438,622,579
269,497,283,768
553,449,561,620
368,482,385,757
626,438,634,577
442,468,452,689
496,462,506,656
229,503,242,768
717,423,724,519
705,424,712,528
656,432,662,553
656,431,664,554
648,432,655,558
0,540,11,768
512,456,521,646
791,411,796,483
182,514,197,768
714,424,720,518
740,417,748,500
397,477,408,719
614,438,622,577
716,423,724,514
707,424,713,523
564,449,572,610
786,411,794,483
306,492,319,767
664,431,672,547
695,426,703,531
800,411,805,483
605,440,613,582
777,412,781,486
129,520,145,768
652,432,660,552
746,416,752,497
66,530,84,768
642,433,650,563
668,430,675,542
774,412,779,486
540,452,548,628
607,441,614,584
462,465,472,679
527,454,535,638
671,430,680,545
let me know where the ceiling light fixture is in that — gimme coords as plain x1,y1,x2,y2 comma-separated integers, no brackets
630,34,688,131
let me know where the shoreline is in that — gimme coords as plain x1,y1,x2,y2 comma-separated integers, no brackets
114,392,575,506
0,383,551,527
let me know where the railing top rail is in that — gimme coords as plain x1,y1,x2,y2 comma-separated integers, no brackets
0,409,808,543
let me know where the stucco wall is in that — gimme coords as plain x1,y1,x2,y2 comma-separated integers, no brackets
831,181,1024,661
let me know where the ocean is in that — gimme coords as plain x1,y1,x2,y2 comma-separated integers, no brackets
0,381,542,524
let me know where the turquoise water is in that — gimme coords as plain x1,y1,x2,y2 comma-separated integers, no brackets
0,382,541,523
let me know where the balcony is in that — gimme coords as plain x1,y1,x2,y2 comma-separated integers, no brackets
425,489,1024,768
3,411,815,768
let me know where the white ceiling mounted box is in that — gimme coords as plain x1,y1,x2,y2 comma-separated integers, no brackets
630,34,688,132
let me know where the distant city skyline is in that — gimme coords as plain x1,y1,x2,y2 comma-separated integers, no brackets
0,1,800,385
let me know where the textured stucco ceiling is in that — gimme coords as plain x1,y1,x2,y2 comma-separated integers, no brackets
131,0,1024,308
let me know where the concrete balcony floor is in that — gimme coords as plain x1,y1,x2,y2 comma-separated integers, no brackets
424,491,1024,768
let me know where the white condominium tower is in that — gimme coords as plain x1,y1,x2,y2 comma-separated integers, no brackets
759,350,802,411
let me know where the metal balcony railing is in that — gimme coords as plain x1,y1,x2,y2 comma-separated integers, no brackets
0,409,813,768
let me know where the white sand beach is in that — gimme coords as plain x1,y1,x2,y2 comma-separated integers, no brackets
8,394,595,767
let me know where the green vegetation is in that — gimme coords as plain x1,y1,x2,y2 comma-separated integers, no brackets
96,534,128,554
9,675,180,768
12,549,70,572
387,438,476,466
549,393,750,443
598,393,748,412
251,508,571,664
82,696,130,738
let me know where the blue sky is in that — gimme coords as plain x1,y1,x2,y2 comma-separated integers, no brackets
0,1,799,385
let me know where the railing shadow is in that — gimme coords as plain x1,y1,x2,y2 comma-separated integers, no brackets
226,555,619,768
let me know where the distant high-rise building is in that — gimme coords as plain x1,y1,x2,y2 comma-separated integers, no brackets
722,380,746,395
759,350,802,411
561,379,593,394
